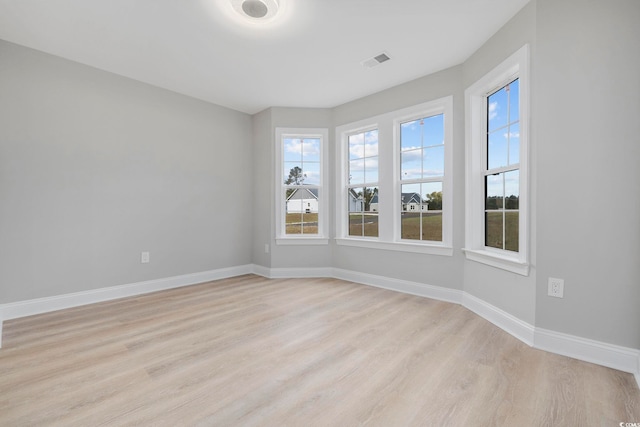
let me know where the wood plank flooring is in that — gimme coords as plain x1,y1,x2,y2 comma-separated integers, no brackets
1,274,638,426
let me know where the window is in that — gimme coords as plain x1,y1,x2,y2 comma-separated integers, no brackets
399,113,445,242
464,45,529,275
336,97,453,256
276,128,328,245
347,129,379,238
485,79,520,251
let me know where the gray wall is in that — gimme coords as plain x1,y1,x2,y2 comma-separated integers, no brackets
252,107,334,270
331,66,465,291
461,1,537,325
535,0,640,348
0,40,253,303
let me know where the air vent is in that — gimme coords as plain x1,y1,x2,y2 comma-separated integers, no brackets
361,52,391,69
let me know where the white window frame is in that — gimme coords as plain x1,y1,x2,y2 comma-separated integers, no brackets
275,127,329,245
335,97,453,256
394,101,453,248
463,44,530,275
344,126,381,240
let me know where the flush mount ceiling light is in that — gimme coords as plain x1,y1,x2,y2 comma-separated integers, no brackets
231,0,279,21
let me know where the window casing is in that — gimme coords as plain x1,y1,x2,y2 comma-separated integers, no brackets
336,97,453,256
276,128,329,245
464,45,530,275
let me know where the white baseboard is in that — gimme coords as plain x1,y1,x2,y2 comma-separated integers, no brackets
0,264,253,324
462,292,535,346
332,268,463,305
324,268,639,382
2,263,639,387
252,265,334,279
534,327,640,379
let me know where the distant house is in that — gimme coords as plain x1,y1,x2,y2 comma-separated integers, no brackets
348,189,364,212
286,188,318,213
401,192,428,212
369,194,379,212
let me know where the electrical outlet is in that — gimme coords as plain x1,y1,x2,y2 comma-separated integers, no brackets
264,244,270,254
548,277,564,298
141,251,150,264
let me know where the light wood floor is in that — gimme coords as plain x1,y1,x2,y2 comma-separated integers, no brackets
1,275,638,426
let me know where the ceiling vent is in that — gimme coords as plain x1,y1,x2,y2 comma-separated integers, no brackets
361,52,391,69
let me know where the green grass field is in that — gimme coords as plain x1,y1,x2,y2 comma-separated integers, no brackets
400,213,442,241
285,212,318,235
349,213,379,237
285,210,518,251
485,211,519,251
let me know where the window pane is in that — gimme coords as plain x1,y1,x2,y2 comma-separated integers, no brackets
364,156,379,183
422,213,442,241
488,86,508,131
423,182,442,211
487,130,508,170
283,138,302,162
303,162,321,186
504,211,519,252
349,214,363,236
349,133,364,160
509,79,520,122
508,122,520,166
423,114,444,147
401,183,423,240
400,119,421,151
505,170,519,209
348,188,364,237
485,174,503,210
364,130,379,157
401,149,422,180
363,186,379,237
284,162,304,185
301,211,318,234
284,187,318,236
423,145,444,177
285,196,303,235
349,160,365,185
485,211,504,249
302,138,321,162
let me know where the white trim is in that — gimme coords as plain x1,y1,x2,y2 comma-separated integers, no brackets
462,292,535,346
534,328,640,377
275,237,329,246
336,97,453,252
251,265,333,279
0,264,253,322
332,268,463,304
464,44,530,275
462,248,530,276
2,264,638,386
636,355,640,389
275,127,329,242
335,238,453,256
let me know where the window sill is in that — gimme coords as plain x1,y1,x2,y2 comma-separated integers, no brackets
462,248,530,276
276,237,329,246
336,238,453,256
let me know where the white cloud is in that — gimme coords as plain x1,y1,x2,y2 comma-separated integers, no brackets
350,157,379,171
489,101,498,120
349,141,379,158
285,139,320,157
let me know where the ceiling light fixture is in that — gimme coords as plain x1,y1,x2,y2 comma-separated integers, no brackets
231,0,280,21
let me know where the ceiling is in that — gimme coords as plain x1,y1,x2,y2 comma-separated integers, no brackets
0,0,530,115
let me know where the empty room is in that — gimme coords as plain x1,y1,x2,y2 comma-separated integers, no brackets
1,0,639,425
